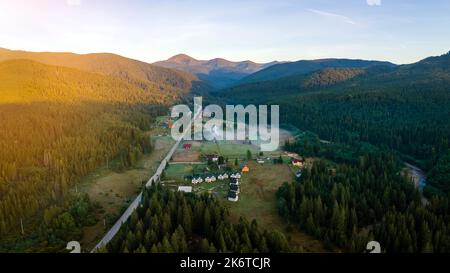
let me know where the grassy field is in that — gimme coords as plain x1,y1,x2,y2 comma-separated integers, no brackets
77,134,175,249
172,141,202,162
165,163,196,182
223,161,327,252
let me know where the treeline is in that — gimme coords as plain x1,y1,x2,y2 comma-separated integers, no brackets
106,185,290,253
277,153,450,252
284,132,383,165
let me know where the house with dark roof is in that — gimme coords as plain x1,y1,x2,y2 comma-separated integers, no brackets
230,184,240,193
205,154,219,162
228,191,238,202
230,177,239,185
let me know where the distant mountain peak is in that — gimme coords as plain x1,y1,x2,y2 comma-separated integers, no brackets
154,55,280,89
167,54,198,64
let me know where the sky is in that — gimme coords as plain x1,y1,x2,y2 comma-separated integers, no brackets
1,0,450,64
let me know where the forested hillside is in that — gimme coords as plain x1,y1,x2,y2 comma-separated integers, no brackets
218,67,365,104
0,59,183,238
277,153,450,252
238,58,395,85
0,48,211,96
106,185,290,253
218,51,450,164
215,50,450,195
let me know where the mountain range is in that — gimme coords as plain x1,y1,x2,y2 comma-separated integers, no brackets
215,50,450,173
237,58,397,85
153,54,280,89
218,53,450,104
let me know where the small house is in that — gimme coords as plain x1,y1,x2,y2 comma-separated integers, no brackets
228,191,239,202
242,165,250,173
292,159,303,167
230,173,242,179
194,177,204,184
191,177,203,184
205,154,219,162
230,184,240,193
183,143,192,150
257,158,265,164
230,178,239,185
178,186,193,193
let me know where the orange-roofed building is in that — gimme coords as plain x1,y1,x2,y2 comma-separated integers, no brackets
292,159,303,167
242,165,250,172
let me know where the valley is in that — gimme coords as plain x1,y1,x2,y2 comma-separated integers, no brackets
1,46,450,254
78,135,175,250
100,117,329,253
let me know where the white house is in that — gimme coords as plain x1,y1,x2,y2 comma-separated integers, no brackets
178,186,193,193
231,173,242,179
191,177,204,184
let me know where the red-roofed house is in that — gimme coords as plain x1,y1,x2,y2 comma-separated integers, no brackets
292,159,304,167
183,143,192,150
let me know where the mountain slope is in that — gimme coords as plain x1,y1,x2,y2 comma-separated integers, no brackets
239,58,396,84
218,67,366,104
0,59,172,239
0,59,172,104
154,54,279,88
0,48,211,96
273,51,450,165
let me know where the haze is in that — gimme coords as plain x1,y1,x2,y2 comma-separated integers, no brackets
1,0,450,64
